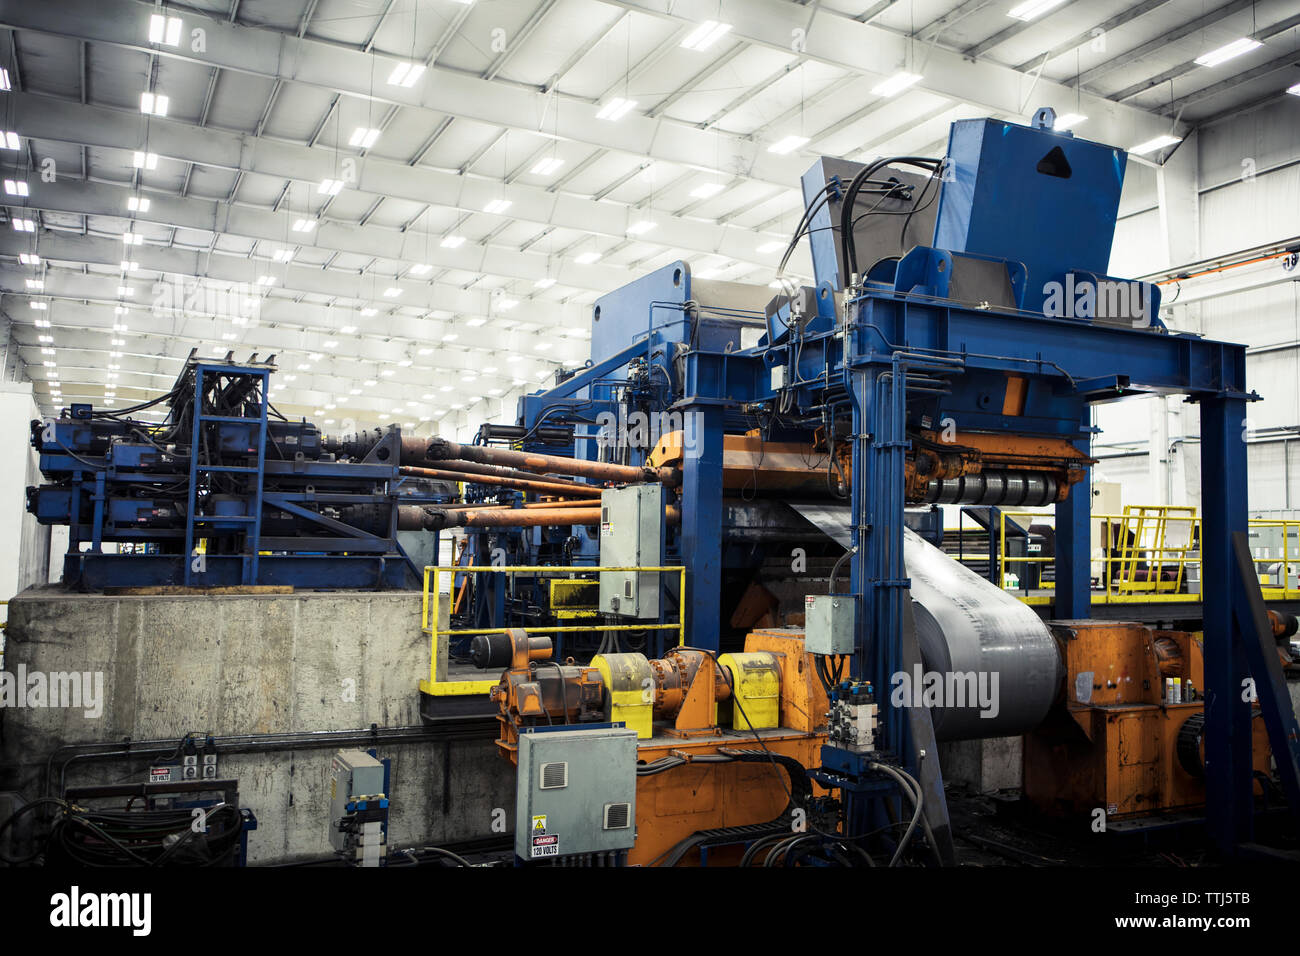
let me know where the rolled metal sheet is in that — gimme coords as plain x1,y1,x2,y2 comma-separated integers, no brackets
787,502,1063,740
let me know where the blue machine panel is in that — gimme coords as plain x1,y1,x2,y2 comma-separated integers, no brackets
933,118,1127,313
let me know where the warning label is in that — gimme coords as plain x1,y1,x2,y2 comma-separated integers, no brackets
531,814,547,834
530,834,559,858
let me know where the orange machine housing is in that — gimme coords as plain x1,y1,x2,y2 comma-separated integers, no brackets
1024,620,1271,819
489,628,830,866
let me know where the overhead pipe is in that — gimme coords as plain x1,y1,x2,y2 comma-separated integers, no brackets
399,465,602,499
401,504,681,531
415,437,679,486
409,456,595,492
433,499,589,513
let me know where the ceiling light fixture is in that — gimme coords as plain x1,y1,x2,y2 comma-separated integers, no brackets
680,19,733,51
1195,38,1262,68
871,71,923,97
596,97,638,121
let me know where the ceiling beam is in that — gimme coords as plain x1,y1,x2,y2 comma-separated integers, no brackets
4,91,803,275
0,0,811,188
594,0,1185,151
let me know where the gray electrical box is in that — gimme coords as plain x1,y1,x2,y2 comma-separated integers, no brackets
515,726,637,861
598,484,662,618
805,594,855,655
328,749,386,857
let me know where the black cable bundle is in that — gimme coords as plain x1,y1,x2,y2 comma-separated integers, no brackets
3,799,245,867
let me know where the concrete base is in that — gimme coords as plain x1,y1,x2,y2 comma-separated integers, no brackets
0,587,511,864
939,736,1023,794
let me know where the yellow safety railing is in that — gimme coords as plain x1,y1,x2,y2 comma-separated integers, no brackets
963,507,1300,606
419,564,687,697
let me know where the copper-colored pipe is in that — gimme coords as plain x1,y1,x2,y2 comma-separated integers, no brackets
419,437,679,486
402,504,681,531
437,499,587,512
400,465,602,499
413,456,595,492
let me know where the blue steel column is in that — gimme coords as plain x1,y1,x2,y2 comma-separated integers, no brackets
1054,406,1092,618
1200,394,1254,854
681,402,723,650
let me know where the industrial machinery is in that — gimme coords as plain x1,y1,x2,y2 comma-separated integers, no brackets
27,352,454,589
328,749,390,867
410,106,1300,863
1024,621,1275,821
474,627,834,866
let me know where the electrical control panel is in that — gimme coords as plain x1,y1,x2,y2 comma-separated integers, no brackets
515,726,637,862
598,484,662,618
805,594,855,655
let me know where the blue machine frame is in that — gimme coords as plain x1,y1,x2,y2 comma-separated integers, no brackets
29,357,453,590
504,108,1300,859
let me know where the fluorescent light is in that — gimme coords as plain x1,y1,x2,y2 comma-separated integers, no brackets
409,263,432,275
26,279,42,290
627,220,657,235
383,287,402,298
768,135,809,155
117,286,134,296
324,340,339,348
690,182,725,199
530,157,564,176
257,275,275,286
11,218,35,232
1195,38,1262,68
341,324,358,333
140,92,169,116
534,341,552,352
19,253,39,265
30,301,47,310
127,196,150,211
318,179,344,195
1289,82,1300,96
757,241,784,254
387,62,426,87
0,69,10,92
440,235,465,249
348,127,381,149
272,248,294,262
123,232,143,245
872,71,923,97
4,179,28,196
132,151,159,170
534,277,556,289
360,307,378,317
292,218,315,232
574,251,601,265
149,15,183,47
596,97,638,121
1,132,19,150
120,260,139,271
1007,0,1067,21
497,298,518,311
680,19,732,51
483,198,512,214
1130,133,1182,156
1054,112,1087,131
441,332,458,342
466,316,488,326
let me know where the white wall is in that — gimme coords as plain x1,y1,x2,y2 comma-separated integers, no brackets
1098,96,1300,515
0,381,51,621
